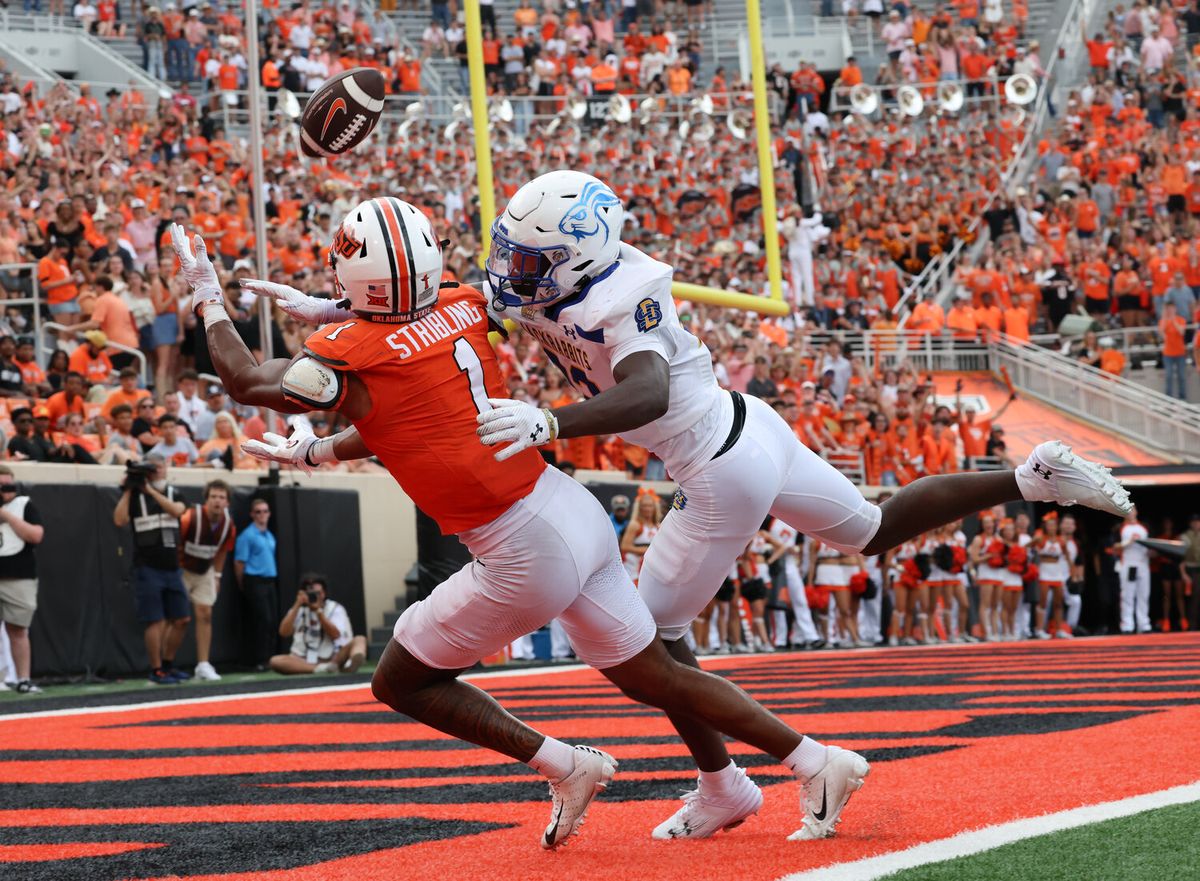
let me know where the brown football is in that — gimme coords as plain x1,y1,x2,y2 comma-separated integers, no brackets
299,67,386,158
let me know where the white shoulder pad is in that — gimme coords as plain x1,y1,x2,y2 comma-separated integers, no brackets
281,356,345,410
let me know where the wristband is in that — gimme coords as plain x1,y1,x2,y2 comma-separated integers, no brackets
200,301,231,329
542,408,559,442
304,435,337,467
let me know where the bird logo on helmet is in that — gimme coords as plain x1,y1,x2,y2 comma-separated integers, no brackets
330,197,443,324
487,170,625,312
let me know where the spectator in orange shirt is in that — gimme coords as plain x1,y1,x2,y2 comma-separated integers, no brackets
38,238,82,332
1003,295,1032,343
75,277,140,369
68,331,116,387
908,291,946,334
1159,301,1188,400
946,290,979,340
102,366,152,423
45,371,88,429
920,420,958,476
1098,338,1126,376
839,56,863,88
14,338,49,398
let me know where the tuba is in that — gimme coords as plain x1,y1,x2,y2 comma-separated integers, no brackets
727,108,753,140
397,100,423,141
442,101,470,140
680,94,715,140
937,82,964,113
608,92,632,123
897,85,924,116
489,97,514,124
849,83,878,116
1005,73,1038,106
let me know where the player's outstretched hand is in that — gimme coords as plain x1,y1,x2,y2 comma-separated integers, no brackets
170,223,223,312
476,398,559,462
241,428,317,475
239,279,350,325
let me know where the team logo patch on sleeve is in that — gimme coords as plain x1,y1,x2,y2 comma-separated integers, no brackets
672,489,687,511
634,297,663,332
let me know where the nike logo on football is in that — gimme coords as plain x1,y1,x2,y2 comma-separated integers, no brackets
320,97,348,141
812,781,828,822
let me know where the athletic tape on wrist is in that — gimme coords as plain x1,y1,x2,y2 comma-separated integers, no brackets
200,301,231,329
542,408,559,442
305,436,337,467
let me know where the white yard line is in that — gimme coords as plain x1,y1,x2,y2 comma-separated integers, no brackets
0,662,597,722
777,781,1200,881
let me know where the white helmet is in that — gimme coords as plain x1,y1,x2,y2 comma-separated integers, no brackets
486,170,624,311
330,197,443,323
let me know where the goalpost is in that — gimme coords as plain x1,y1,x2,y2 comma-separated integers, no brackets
463,0,788,316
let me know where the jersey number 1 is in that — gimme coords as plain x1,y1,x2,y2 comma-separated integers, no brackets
453,337,490,415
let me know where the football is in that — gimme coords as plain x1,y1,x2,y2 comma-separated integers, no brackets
299,67,386,158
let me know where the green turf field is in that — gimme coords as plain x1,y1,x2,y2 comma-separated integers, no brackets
880,800,1200,881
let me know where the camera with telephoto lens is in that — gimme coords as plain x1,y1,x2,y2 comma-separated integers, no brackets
305,588,321,605
122,461,157,491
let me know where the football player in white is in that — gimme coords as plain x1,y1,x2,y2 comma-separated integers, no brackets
246,171,1132,843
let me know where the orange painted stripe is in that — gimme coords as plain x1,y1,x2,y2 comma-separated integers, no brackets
376,197,410,313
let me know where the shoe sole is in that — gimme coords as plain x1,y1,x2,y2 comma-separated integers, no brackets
1042,442,1131,517
790,755,871,841
543,753,617,850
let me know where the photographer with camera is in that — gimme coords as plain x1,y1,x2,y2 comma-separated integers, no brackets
113,453,192,684
271,574,366,675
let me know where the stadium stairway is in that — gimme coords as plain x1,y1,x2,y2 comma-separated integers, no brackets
368,564,422,660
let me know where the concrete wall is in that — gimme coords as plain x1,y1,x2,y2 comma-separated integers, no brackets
10,30,159,91
7,463,417,638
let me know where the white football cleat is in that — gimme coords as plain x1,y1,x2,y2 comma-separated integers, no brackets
194,661,222,681
542,745,617,849
788,745,870,841
1016,441,1131,517
651,766,763,840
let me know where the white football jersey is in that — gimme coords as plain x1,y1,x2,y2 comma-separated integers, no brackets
499,243,724,475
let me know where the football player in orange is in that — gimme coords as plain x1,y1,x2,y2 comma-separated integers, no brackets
171,200,868,848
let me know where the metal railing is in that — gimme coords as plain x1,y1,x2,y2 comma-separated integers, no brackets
844,330,994,373
895,0,1096,322
1030,323,1200,367
0,263,43,355
43,322,150,385
990,332,1200,459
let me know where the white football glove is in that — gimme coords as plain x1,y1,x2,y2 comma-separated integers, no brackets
241,428,318,475
476,397,559,462
170,223,223,312
239,279,350,325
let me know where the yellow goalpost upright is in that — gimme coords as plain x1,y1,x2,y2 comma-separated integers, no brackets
463,0,788,316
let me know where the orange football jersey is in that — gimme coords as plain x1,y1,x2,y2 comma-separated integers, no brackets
299,283,546,534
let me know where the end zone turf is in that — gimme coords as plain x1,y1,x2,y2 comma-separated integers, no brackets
0,634,1196,881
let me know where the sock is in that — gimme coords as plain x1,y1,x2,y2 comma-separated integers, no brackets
783,736,828,780
698,760,742,796
527,737,576,782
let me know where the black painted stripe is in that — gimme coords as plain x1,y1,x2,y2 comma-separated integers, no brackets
368,198,400,311
388,196,418,313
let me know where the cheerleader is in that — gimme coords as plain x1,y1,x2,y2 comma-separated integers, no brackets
969,513,1006,641
809,538,866,647
1059,514,1083,636
1000,518,1027,640
1034,511,1070,639
619,490,662,585
926,524,970,643
887,538,924,646
737,534,776,652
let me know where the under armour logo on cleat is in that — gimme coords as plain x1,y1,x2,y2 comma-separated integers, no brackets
1032,463,1053,480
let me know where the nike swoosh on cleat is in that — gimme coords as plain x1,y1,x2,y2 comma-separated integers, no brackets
812,781,828,823
545,802,565,847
